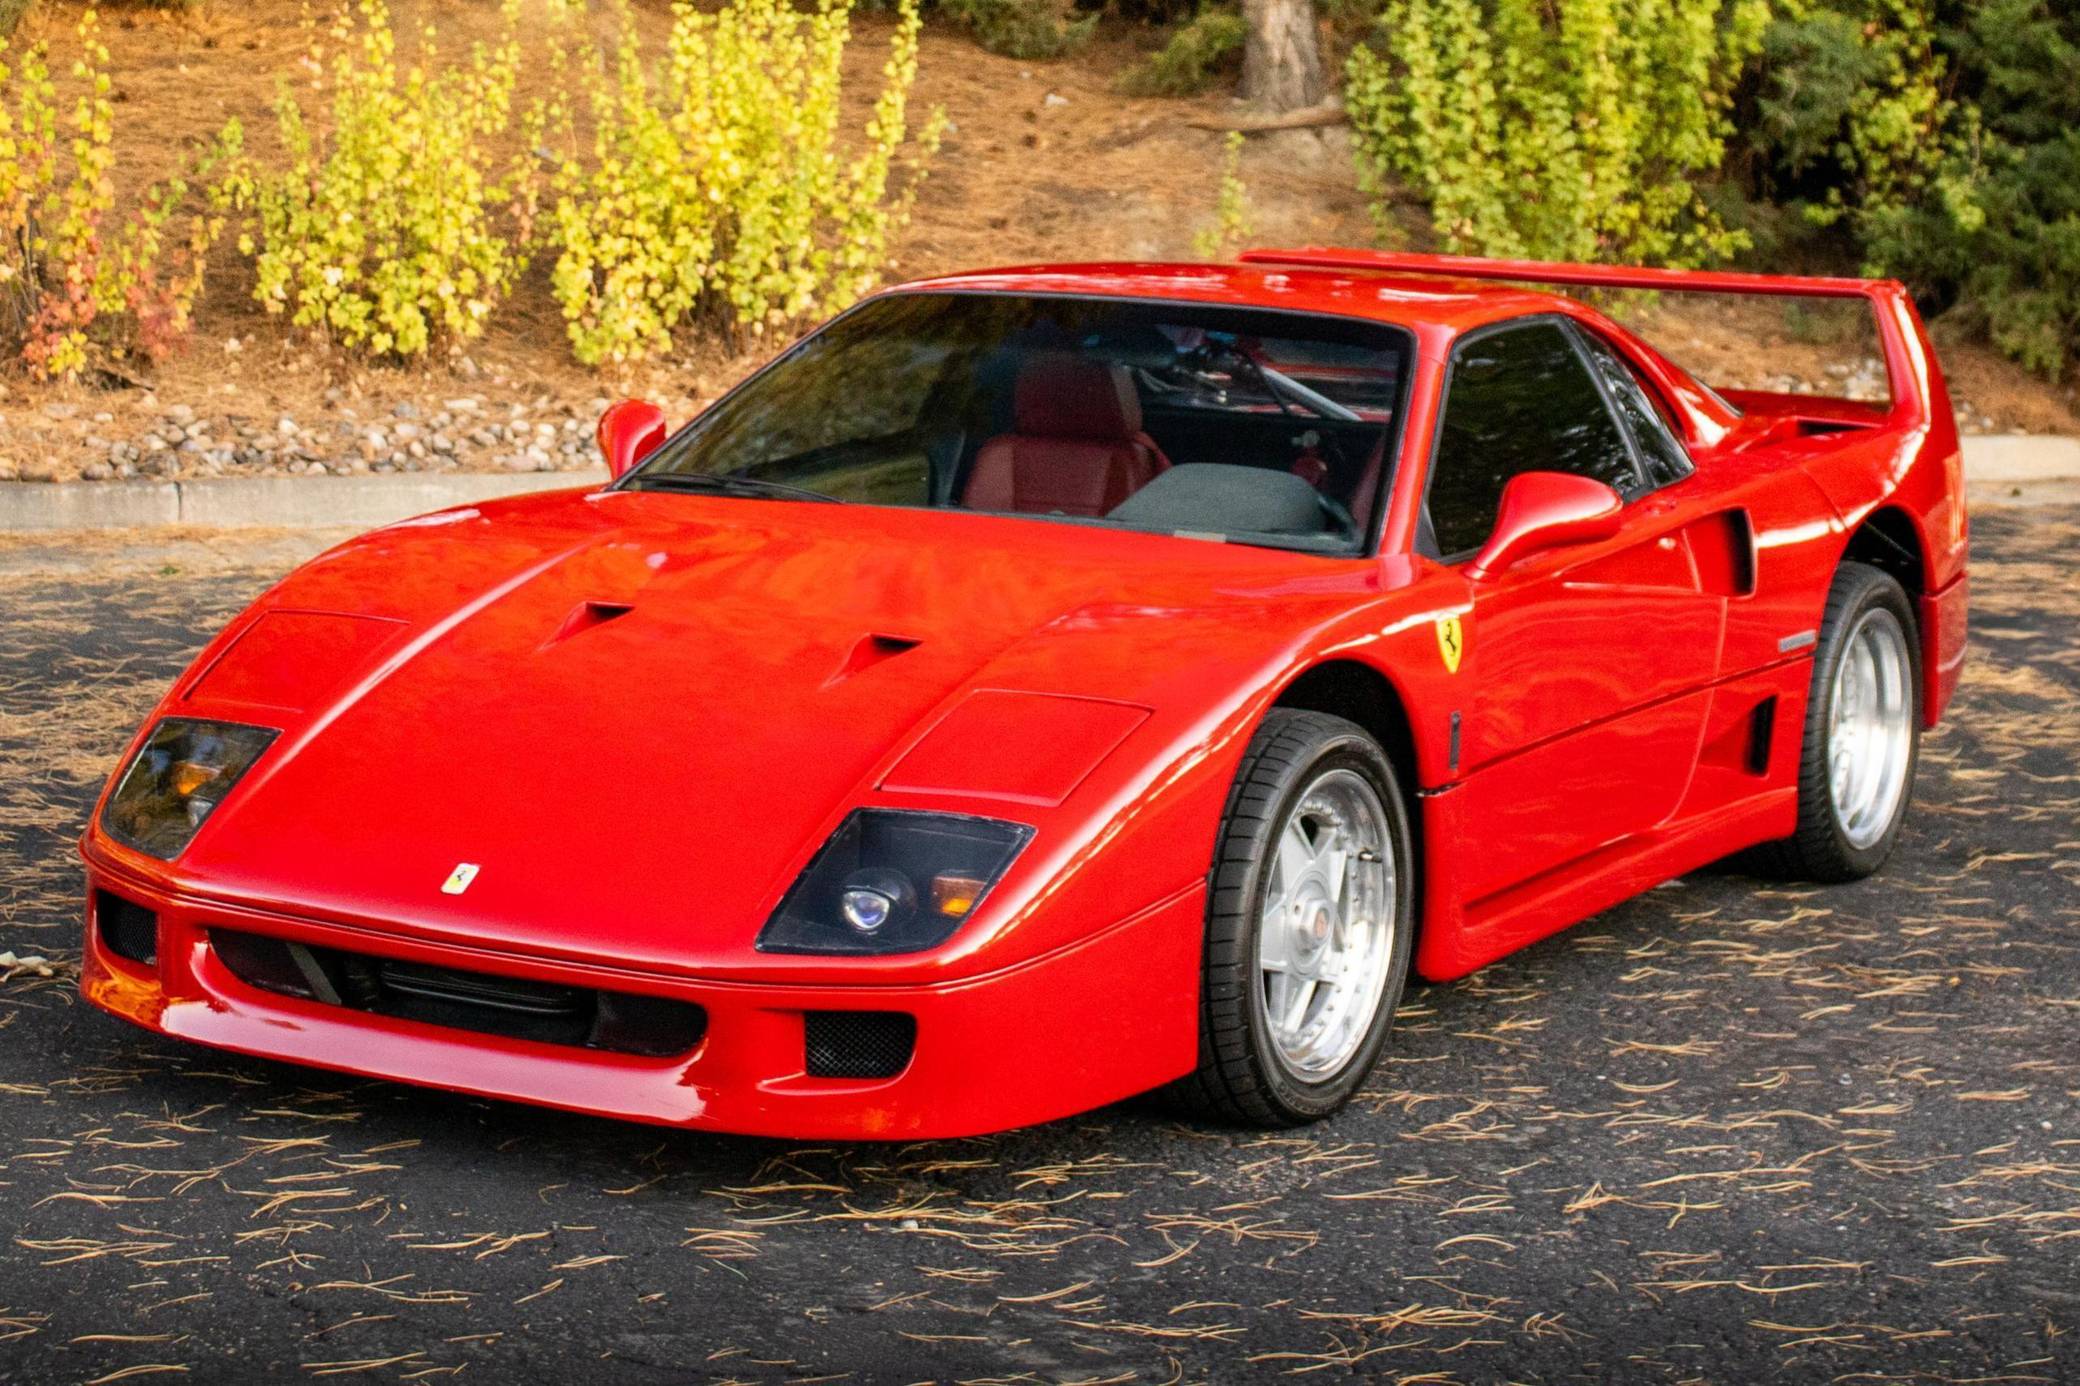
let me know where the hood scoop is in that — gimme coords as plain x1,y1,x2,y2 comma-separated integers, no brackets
824,632,922,688
543,600,635,649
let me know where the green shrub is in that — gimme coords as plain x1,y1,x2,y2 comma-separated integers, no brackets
1121,8,1246,96
236,0,536,360
547,0,942,366
944,0,1095,58
1854,0,2080,376
0,9,240,379
857,0,1093,60
1346,0,1772,266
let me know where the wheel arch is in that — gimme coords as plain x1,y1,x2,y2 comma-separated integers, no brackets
1269,659,1427,945
1841,504,1928,607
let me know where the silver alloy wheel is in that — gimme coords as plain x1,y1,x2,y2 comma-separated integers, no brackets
1826,607,1915,850
1257,768,1395,1081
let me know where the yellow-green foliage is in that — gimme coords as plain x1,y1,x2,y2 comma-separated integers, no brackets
548,0,942,367
239,0,534,359
1347,0,1772,265
1191,132,1253,259
1805,0,1958,229
0,8,239,379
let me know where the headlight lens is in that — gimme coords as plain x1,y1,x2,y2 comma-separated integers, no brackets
758,809,1034,955
101,718,279,860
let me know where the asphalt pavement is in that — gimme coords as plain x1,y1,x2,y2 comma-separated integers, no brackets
0,509,2074,1384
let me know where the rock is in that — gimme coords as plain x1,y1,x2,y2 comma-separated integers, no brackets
276,415,298,436
80,460,113,481
143,434,169,452
1043,91,1068,108
393,400,420,420
42,402,79,420
166,403,196,425
0,458,18,480
92,411,113,423
429,432,455,454
20,459,60,482
445,396,481,414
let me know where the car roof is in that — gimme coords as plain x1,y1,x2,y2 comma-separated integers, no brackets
890,261,1576,340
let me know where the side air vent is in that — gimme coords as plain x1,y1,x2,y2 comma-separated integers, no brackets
804,1011,916,1079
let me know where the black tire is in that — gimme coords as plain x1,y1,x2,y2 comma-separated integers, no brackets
1758,561,1922,882
1169,709,1417,1127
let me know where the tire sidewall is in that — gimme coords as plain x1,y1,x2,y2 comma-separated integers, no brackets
1233,730,1416,1121
1807,568,1923,875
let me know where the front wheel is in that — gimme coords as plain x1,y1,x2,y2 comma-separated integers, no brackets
1171,709,1416,1127
1764,561,1922,882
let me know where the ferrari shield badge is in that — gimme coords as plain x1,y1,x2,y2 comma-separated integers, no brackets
441,863,481,896
1435,616,1464,674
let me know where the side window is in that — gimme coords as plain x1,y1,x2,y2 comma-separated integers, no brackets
1574,327,1694,488
1427,321,1640,559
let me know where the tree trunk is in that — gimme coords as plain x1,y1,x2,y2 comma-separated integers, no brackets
1240,0,1327,113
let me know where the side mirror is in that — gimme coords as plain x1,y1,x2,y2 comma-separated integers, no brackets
1467,471,1624,579
597,399,668,480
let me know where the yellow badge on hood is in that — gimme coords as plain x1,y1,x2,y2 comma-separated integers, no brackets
441,863,481,896
1435,616,1464,674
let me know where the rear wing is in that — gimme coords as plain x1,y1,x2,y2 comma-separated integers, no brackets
1238,247,1941,430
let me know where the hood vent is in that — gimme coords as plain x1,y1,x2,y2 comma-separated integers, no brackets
824,632,921,688
544,600,635,649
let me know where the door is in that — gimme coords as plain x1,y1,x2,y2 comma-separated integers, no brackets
1423,318,1725,905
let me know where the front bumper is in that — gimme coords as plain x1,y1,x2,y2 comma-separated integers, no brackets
78,866,1202,1140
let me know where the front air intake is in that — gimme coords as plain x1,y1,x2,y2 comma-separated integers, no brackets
209,929,705,1058
804,1011,916,1079
95,891,158,967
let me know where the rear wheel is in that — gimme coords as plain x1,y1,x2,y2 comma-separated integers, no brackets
1172,710,1416,1126
1763,561,1921,882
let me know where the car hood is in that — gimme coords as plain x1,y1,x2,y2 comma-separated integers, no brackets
157,488,1394,973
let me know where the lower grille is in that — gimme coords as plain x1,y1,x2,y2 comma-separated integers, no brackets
805,1010,916,1079
210,929,706,1058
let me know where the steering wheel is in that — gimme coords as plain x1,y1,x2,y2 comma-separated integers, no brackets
1315,489,1358,541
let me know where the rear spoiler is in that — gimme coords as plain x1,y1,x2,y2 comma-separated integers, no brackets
1238,247,1938,429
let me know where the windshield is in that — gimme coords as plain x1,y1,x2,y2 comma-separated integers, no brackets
622,292,1414,556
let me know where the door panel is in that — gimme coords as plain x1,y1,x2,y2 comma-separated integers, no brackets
1458,511,1723,902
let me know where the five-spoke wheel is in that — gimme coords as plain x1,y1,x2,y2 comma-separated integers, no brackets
1174,709,1415,1126
1766,560,1923,881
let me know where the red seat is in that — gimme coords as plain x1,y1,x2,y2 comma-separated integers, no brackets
963,354,1168,517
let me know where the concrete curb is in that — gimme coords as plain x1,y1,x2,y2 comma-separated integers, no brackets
0,468,608,531
0,436,2075,532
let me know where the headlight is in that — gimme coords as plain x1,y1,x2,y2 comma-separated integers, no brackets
758,809,1034,955
101,718,280,860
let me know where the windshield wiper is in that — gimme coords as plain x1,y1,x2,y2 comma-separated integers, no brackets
628,472,845,503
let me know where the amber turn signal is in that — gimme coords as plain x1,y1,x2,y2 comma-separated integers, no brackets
931,874,987,917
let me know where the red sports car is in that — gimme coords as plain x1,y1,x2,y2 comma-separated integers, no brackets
79,250,1968,1138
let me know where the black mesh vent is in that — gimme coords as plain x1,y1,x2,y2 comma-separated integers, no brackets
209,929,705,1058
96,891,158,967
804,1011,916,1079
